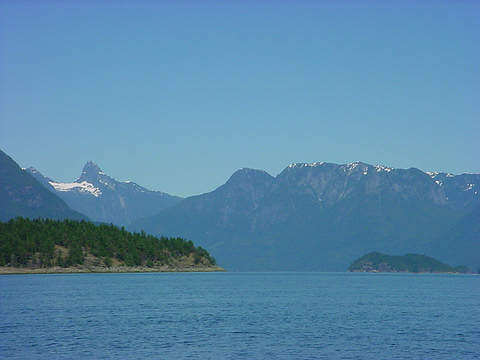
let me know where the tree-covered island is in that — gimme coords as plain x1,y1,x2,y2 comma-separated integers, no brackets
348,252,471,273
0,218,223,274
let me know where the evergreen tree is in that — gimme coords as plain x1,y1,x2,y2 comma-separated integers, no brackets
0,217,216,268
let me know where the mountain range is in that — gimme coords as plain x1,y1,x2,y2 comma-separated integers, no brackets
132,162,480,271
26,162,182,226
1,148,478,272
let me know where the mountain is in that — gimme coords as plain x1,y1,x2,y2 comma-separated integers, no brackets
0,150,86,221
348,252,470,273
26,162,182,226
426,171,480,210
429,204,480,272
132,161,480,271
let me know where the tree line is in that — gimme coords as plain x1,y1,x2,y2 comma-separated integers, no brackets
0,217,216,268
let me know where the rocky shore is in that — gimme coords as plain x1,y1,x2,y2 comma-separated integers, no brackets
0,264,225,275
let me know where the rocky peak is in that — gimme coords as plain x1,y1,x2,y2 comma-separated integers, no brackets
78,161,104,183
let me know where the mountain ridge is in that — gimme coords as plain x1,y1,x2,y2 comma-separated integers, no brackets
132,160,479,271
0,150,87,222
4,150,479,272
27,162,182,226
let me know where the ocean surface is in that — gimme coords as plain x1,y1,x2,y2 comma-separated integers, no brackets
1,272,479,359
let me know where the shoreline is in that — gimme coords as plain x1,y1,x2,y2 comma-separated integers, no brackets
349,270,472,274
0,265,225,275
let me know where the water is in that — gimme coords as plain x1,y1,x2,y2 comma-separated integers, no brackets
1,272,479,359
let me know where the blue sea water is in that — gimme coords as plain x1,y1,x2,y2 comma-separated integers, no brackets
0,272,479,359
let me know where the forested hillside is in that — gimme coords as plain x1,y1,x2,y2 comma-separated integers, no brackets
348,252,471,273
0,218,217,270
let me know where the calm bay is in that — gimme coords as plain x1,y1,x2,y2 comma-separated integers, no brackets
1,272,479,359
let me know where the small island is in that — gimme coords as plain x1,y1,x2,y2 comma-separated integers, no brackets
348,252,471,274
0,218,223,274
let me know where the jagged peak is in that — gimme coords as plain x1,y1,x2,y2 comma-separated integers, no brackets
285,161,397,176
77,161,107,183
426,171,459,179
375,164,394,173
344,161,369,169
283,161,478,179
81,161,103,175
287,162,325,169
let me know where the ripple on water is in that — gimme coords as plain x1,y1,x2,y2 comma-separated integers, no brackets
0,273,479,359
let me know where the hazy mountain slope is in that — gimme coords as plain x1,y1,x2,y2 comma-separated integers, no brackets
427,172,480,211
132,161,478,271
0,150,87,221
428,205,480,271
133,168,275,244
132,162,480,270
27,162,182,226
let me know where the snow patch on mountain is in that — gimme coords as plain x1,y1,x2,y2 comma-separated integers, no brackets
49,181,102,197
465,183,475,191
288,162,325,169
99,178,116,190
375,165,393,173
343,162,370,175
346,161,360,170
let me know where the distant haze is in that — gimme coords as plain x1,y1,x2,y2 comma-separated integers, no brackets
1,1,478,197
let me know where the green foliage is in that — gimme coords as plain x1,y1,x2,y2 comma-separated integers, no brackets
0,217,216,268
104,257,112,267
194,246,216,265
348,251,471,273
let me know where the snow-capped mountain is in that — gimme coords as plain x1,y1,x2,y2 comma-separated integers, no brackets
26,161,182,226
426,171,479,210
132,161,480,271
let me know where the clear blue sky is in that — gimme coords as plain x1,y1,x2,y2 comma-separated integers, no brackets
1,1,478,197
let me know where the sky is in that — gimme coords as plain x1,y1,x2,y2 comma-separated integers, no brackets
1,1,479,197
